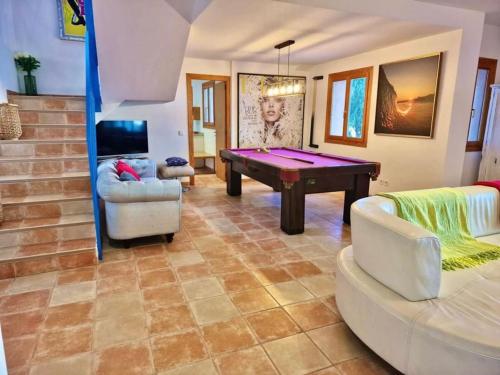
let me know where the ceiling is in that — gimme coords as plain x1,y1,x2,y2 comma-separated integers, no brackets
417,0,500,26
185,0,450,66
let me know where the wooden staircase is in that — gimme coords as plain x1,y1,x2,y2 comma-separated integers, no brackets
0,94,97,279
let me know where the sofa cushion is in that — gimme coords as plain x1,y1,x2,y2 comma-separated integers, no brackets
119,171,138,181
116,161,141,181
158,164,195,178
166,157,188,167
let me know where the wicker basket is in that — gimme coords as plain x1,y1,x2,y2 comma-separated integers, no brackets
0,103,22,140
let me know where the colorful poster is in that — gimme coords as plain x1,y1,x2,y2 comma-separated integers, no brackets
57,0,86,41
238,73,306,148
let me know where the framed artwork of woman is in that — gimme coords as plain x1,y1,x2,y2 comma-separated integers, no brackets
238,73,306,148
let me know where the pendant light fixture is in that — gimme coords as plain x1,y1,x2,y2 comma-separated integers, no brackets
265,40,304,98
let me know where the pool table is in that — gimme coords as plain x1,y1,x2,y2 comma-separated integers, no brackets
220,147,380,234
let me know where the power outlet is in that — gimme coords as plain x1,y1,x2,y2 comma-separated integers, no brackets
178,130,184,136
378,179,389,187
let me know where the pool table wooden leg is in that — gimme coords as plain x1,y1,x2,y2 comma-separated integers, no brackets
281,181,305,235
343,174,370,224
226,161,241,196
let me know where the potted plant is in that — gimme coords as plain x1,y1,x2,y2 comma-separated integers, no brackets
14,53,41,95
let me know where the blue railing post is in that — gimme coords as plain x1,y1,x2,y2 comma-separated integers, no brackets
85,0,103,260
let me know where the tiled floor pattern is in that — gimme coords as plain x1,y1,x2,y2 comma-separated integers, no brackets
0,175,399,374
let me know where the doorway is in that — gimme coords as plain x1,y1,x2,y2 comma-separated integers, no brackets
186,74,231,185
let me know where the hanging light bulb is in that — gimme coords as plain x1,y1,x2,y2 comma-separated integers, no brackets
293,80,300,94
264,40,305,97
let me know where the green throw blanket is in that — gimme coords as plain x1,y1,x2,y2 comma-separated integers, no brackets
379,188,500,271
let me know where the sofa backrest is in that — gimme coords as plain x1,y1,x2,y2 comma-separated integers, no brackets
97,158,156,179
455,186,500,237
351,185,500,302
373,186,500,237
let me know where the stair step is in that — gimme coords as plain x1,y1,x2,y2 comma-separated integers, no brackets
0,213,94,233
0,238,95,262
18,110,85,125
0,140,87,157
20,125,85,140
0,157,89,176
0,241,96,279
8,93,84,100
20,123,86,127
8,94,84,113
0,171,89,183
3,192,92,205
0,155,87,162
2,194,92,221
0,173,91,198
0,139,85,144
0,215,95,249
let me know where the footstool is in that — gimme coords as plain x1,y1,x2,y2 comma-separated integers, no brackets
158,164,195,191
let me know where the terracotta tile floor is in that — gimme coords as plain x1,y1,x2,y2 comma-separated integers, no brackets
0,175,400,374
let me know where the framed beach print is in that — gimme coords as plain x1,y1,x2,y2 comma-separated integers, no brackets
237,73,306,148
374,53,441,138
57,0,86,41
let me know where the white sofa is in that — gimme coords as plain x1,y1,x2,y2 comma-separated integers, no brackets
337,186,500,375
97,159,181,245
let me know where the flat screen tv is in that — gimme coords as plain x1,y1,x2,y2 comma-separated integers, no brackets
96,120,148,157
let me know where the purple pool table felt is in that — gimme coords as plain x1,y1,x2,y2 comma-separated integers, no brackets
231,148,360,169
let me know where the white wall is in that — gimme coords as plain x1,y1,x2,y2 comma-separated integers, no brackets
0,0,84,96
0,37,17,102
480,24,500,82
94,0,190,103
100,57,311,166
307,30,473,194
100,58,230,165
461,24,500,185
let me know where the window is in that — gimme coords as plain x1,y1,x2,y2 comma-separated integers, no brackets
202,81,215,129
466,58,497,152
324,67,372,147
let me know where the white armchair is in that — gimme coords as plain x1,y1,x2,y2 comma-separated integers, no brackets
97,159,181,246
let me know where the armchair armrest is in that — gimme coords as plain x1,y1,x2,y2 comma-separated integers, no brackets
98,178,181,203
351,197,441,301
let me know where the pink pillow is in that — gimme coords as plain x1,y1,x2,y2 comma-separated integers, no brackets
116,160,141,181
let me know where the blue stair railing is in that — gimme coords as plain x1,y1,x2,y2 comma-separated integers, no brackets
85,0,103,260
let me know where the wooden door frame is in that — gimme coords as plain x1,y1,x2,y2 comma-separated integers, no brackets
466,57,498,152
186,73,231,185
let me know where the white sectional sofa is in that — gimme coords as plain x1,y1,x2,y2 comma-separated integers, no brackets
97,159,182,245
336,186,500,375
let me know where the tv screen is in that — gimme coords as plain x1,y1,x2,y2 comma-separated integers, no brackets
96,120,148,157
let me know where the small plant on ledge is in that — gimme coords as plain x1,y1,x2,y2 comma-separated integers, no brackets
14,52,41,96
